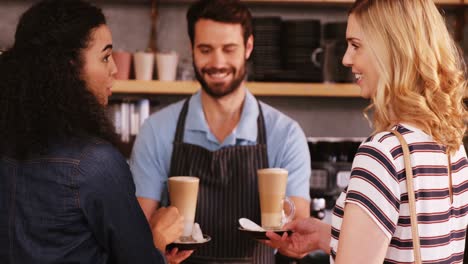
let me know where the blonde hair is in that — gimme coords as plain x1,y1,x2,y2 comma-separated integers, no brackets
350,0,467,155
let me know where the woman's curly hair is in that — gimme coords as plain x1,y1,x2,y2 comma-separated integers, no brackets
0,0,118,159
350,0,467,155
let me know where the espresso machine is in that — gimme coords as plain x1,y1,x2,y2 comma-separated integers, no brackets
307,137,364,210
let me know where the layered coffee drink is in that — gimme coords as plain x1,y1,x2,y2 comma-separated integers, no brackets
257,168,291,230
168,176,199,239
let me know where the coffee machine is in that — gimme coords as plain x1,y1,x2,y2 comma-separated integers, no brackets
307,137,365,209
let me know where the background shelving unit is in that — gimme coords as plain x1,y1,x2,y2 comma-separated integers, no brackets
113,80,468,98
112,81,361,97
111,0,466,98
159,0,466,4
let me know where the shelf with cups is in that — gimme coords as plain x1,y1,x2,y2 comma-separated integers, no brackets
112,80,363,97
110,79,467,101
112,80,468,98
14,0,460,4
244,0,466,4
247,0,466,4
160,0,466,5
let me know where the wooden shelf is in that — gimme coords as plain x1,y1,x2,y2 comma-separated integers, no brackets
432,0,465,4
247,0,466,4
161,0,466,5
113,80,468,98
238,0,467,5
113,80,362,97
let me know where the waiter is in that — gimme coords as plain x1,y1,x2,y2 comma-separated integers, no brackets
130,0,311,263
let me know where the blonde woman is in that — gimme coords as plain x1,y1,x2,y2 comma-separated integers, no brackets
267,0,468,263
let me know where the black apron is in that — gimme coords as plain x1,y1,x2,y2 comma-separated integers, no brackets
169,98,274,264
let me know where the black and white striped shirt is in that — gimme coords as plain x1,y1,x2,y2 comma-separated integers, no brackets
331,124,468,263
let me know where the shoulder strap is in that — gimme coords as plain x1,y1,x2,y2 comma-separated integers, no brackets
256,100,268,167
174,99,190,143
388,130,422,264
256,100,267,145
448,154,453,204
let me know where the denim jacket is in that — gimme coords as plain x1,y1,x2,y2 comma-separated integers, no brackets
0,137,166,264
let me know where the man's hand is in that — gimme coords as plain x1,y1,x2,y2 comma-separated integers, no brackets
150,206,184,251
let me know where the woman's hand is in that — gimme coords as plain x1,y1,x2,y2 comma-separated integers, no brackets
150,206,184,251
266,217,332,256
165,248,194,264
263,231,309,259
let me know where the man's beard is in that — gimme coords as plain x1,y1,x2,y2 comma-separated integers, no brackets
194,61,247,99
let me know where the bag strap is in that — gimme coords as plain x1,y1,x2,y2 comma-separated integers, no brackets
388,130,422,264
448,155,453,204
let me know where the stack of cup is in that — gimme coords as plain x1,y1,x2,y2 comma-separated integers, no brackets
133,51,155,81
155,51,179,81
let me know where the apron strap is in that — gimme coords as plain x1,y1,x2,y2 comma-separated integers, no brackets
173,98,190,143
256,100,268,167
173,97,268,147
256,100,267,145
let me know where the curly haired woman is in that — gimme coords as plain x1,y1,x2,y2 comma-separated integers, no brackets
0,0,183,263
268,0,467,263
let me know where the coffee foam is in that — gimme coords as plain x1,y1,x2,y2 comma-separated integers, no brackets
170,176,199,182
258,168,287,174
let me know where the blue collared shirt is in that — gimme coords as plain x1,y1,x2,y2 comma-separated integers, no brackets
130,89,311,202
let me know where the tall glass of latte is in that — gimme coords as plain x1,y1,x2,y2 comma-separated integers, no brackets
257,168,295,230
168,176,199,240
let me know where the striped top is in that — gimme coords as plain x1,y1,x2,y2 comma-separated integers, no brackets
330,124,468,264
